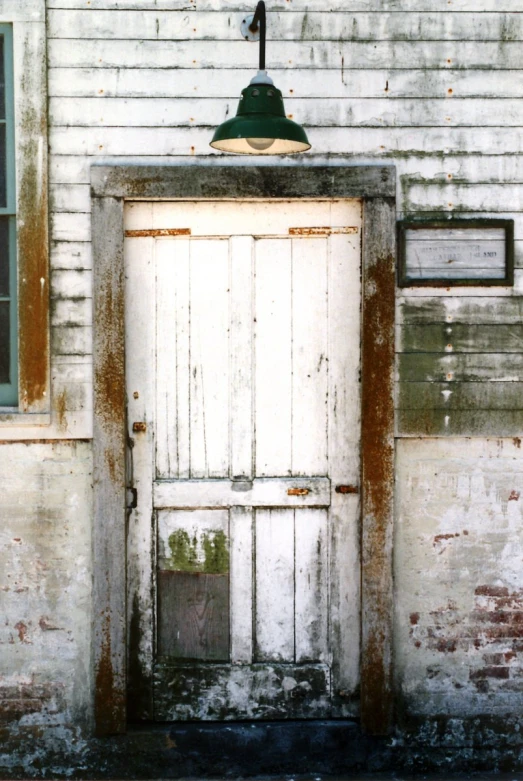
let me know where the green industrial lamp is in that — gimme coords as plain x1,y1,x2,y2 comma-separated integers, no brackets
210,1,311,155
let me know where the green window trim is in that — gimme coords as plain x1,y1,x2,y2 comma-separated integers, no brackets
0,25,16,406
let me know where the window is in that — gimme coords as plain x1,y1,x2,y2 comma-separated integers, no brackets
0,1,49,421
0,25,16,405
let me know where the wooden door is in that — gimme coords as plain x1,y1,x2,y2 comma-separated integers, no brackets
125,199,362,721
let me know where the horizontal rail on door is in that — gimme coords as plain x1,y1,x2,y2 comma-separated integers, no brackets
153,477,332,508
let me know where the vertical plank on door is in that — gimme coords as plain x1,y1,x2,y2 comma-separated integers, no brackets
230,506,253,664
295,508,329,663
255,508,295,662
190,239,230,478
230,235,254,480
125,234,156,720
291,237,329,476
155,238,190,479
255,239,292,477
328,230,362,698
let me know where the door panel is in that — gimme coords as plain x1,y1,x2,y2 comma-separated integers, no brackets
125,199,362,721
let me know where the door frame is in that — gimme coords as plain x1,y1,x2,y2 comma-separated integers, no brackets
91,165,396,738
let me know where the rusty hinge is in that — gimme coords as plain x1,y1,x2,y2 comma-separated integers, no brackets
289,226,359,237
126,487,138,510
287,487,310,496
125,228,191,238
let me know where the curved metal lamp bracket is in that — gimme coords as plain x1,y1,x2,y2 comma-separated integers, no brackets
240,1,266,71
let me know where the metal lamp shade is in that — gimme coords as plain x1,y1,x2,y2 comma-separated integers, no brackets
210,82,310,155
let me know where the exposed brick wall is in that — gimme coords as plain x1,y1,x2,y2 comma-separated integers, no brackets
395,439,523,717
0,680,65,724
0,442,93,743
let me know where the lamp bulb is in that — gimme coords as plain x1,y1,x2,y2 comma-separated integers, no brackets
246,137,275,151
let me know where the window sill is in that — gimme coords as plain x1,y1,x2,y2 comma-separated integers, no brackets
0,410,51,426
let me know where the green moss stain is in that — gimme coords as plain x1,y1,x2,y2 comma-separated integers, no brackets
168,530,199,572
202,530,229,574
167,529,229,574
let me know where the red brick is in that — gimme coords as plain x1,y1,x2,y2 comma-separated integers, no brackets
483,653,505,665
475,585,510,597
470,666,510,680
471,610,510,624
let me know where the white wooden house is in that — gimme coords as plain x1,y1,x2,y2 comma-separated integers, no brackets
1,0,523,774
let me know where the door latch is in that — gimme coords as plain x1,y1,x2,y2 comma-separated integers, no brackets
126,487,138,509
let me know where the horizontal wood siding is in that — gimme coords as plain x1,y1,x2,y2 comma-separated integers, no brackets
396,295,523,435
46,3,523,440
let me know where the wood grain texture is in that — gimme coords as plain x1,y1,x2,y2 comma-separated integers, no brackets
254,509,295,662
397,409,523,437
157,571,230,661
155,237,191,480
295,509,328,664
189,239,229,478
91,166,396,201
48,68,523,100
398,297,523,325
46,0,523,11
47,11,523,43
397,381,523,411
92,195,126,735
361,197,395,735
230,506,253,664
48,38,523,70
53,126,523,159
398,324,523,354
154,477,331,508
16,20,50,414
291,238,328,476
398,353,523,383
254,239,292,477
125,232,156,721
49,96,523,130
230,236,253,480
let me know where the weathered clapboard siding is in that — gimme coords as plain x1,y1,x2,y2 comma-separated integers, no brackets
48,40,523,70
47,153,523,186
45,0,523,11
48,97,523,128
45,1,523,450
47,68,523,100
396,291,523,434
49,127,523,157
46,11,523,42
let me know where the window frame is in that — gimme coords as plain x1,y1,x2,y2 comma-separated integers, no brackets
0,24,18,406
0,1,50,423
397,218,515,288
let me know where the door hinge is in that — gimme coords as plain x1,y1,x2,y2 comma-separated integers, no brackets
127,487,138,509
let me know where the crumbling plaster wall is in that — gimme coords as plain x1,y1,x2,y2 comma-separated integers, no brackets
395,438,523,720
0,442,92,770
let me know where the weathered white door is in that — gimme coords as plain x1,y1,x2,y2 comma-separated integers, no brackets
125,199,362,721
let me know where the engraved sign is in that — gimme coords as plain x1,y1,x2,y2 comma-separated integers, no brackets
398,220,514,287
